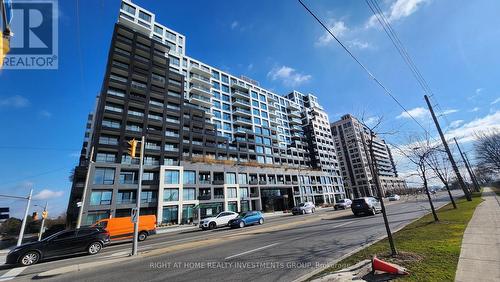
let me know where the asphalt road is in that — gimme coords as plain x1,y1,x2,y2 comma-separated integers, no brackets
1,191,462,281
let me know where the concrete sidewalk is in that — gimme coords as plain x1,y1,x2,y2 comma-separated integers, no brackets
455,187,500,282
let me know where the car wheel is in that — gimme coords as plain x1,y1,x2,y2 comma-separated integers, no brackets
239,221,245,228
209,222,216,230
20,251,40,266
334,207,338,210
138,231,148,241
312,208,315,213
302,210,306,215
371,208,376,216
87,242,102,255
258,218,264,225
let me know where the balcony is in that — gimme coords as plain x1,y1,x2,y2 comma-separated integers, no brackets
232,89,250,99
289,111,301,118
189,84,211,98
232,98,251,108
230,81,249,92
234,117,253,126
289,117,302,125
190,94,211,107
190,73,211,88
198,195,211,201
189,65,211,77
233,107,252,117
287,102,300,110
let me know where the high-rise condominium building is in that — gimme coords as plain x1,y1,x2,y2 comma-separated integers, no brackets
330,114,407,199
66,0,346,227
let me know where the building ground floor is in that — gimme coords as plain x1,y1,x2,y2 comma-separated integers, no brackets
345,176,408,199
71,162,346,226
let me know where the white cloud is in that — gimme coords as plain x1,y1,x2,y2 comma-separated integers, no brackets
230,21,239,30
396,107,428,119
446,111,500,143
316,20,348,46
396,107,458,119
470,107,480,112
366,0,430,28
39,110,52,118
448,119,464,129
491,97,500,105
33,189,64,200
0,95,30,108
267,66,312,87
347,39,372,50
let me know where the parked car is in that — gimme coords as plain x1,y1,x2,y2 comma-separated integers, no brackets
229,211,264,228
351,197,382,216
6,227,110,266
93,215,156,241
334,199,352,210
199,211,239,230
291,202,316,215
387,194,401,201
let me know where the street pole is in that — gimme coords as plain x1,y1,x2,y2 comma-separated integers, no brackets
76,146,94,229
132,135,145,256
17,187,33,246
454,138,480,192
38,202,48,241
367,131,397,256
424,95,471,201
463,152,481,192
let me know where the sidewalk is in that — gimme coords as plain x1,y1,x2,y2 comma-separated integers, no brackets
455,187,500,282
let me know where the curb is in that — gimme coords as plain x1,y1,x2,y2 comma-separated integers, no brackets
292,199,452,282
34,254,136,279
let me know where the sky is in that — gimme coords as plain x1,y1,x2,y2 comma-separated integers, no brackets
1,0,499,218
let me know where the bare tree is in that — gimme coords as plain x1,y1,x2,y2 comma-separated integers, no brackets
426,146,457,209
474,130,500,172
400,137,439,222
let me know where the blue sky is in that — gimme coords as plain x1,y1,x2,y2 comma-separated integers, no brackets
1,0,499,217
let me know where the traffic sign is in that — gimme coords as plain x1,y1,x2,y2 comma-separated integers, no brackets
131,208,138,223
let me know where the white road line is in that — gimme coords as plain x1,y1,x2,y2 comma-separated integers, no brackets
225,243,280,260
0,267,27,281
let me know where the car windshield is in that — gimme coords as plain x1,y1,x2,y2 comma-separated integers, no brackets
299,203,306,207
353,199,367,204
94,221,108,228
237,212,248,218
42,230,68,241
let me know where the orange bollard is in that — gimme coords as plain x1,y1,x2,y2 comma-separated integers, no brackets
372,256,409,275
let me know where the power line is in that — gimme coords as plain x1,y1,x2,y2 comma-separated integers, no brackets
364,0,454,134
297,0,429,135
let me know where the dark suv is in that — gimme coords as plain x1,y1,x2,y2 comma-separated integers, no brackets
6,227,110,266
351,197,382,216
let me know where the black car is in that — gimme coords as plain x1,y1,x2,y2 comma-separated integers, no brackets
6,227,110,266
351,197,382,216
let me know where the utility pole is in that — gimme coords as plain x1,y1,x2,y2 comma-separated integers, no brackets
454,138,480,192
38,202,48,241
76,146,94,229
132,136,145,256
463,152,481,192
367,131,397,256
424,95,471,201
17,187,33,246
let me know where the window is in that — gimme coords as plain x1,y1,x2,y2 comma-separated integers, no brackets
259,94,266,102
121,2,135,14
226,173,236,184
222,103,230,111
90,190,112,205
119,171,137,184
252,100,259,107
138,11,151,22
163,188,179,201
251,91,258,99
221,74,229,83
211,70,220,80
102,119,120,128
96,153,116,163
154,25,163,34
238,173,248,184
212,91,221,100
256,146,264,154
221,84,229,93
117,190,135,204
212,81,220,89
141,191,156,203
183,188,196,200
213,110,221,119
93,168,115,185
183,171,196,184
213,101,221,109
164,170,180,184
227,188,237,198
240,188,249,198
162,206,178,224
223,113,231,121
222,94,230,102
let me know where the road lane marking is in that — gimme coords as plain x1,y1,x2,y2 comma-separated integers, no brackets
0,267,27,281
224,243,281,260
